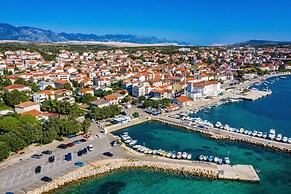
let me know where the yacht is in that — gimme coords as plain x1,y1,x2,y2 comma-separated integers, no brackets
269,129,276,140
199,155,204,161
187,154,192,160
257,131,263,138
208,155,214,162
275,134,282,141
263,132,267,138
282,137,288,143
224,157,230,164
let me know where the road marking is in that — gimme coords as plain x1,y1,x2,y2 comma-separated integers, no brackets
17,169,25,183
26,167,31,177
2,175,9,187
8,172,17,186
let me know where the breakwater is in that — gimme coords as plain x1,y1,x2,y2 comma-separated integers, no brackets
157,117,291,153
28,159,221,194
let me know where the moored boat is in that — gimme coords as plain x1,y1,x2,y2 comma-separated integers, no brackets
282,136,288,143
199,155,204,161
208,155,214,162
275,134,282,141
182,152,188,159
269,129,276,140
187,153,192,160
224,157,230,164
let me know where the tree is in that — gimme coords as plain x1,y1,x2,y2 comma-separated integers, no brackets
3,90,28,107
64,83,72,90
14,78,26,85
45,85,53,90
82,118,91,134
4,79,12,87
132,112,139,118
237,70,246,78
123,95,132,102
82,93,97,104
31,83,40,92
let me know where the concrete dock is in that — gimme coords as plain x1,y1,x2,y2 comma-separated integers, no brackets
236,89,272,101
218,165,260,182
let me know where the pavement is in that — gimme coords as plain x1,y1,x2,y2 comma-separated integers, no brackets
0,123,115,194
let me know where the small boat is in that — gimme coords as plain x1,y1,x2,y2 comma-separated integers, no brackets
177,152,182,159
152,150,157,155
247,131,252,136
239,128,245,133
166,152,172,158
224,157,230,164
182,152,188,159
171,152,177,159
257,131,263,138
244,130,249,135
255,168,261,173
275,134,282,141
124,139,132,144
214,157,219,163
263,132,267,138
252,130,258,136
187,153,192,160
203,155,208,161
282,136,288,143
218,158,223,165
199,155,204,161
129,140,137,145
208,155,214,162
269,129,276,140
288,138,291,144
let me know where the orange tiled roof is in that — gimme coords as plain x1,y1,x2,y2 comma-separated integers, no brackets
21,109,42,117
104,94,118,101
175,96,191,103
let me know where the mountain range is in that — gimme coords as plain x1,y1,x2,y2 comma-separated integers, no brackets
233,40,291,46
0,23,190,45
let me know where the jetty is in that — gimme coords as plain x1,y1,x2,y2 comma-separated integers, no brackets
218,165,259,182
236,89,272,101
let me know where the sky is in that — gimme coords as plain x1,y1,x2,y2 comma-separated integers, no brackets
0,0,291,45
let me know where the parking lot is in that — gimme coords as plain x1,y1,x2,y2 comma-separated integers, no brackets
0,135,114,194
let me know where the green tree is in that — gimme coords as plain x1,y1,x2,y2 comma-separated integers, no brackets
45,85,53,90
132,112,139,118
82,93,97,104
82,118,91,134
64,83,72,90
123,95,132,102
4,79,12,87
3,90,28,107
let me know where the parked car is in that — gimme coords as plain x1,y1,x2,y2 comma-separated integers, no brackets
103,152,113,157
48,155,55,163
57,144,67,149
75,161,85,167
77,150,83,157
82,148,88,155
35,166,41,174
65,153,72,161
72,140,81,145
42,150,52,155
87,145,93,151
79,139,87,142
41,176,52,182
67,142,74,147
31,153,43,159
111,140,120,147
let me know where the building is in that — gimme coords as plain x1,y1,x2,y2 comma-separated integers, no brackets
90,99,109,108
14,101,40,114
4,84,31,92
38,81,55,90
174,96,191,107
77,88,94,96
132,86,145,97
33,90,55,103
104,94,118,105
186,81,221,100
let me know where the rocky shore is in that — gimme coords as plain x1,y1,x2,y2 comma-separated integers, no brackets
28,159,219,194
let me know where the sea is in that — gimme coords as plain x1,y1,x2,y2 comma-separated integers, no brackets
54,75,291,194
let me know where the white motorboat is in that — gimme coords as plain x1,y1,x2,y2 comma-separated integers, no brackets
199,155,204,161
177,152,182,159
269,129,276,140
224,124,230,130
182,152,188,159
124,139,132,144
187,154,192,160
288,138,291,144
203,155,208,161
152,150,157,155
214,157,219,163
244,130,249,135
257,131,263,138
275,134,282,141
129,140,137,145
215,122,222,128
252,130,258,136
282,136,288,143
263,132,267,138
166,152,172,158
171,152,177,159
224,157,230,164
247,131,252,136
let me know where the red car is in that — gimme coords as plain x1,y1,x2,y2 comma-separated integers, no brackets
67,142,74,147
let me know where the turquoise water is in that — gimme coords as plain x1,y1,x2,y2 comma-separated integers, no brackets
55,122,291,194
194,75,291,136
54,76,291,194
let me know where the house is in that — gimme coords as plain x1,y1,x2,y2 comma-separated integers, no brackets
132,86,145,97
14,101,40,114
38,81,55,90
149,89,167,99
174,96,192,107
4,84,31,92
77,88,94,96
104,94,118,105
33,90,55,103
186,81,221,100
21,109,43,120
54,79,69,88
90,99,109,108
95,77,111,87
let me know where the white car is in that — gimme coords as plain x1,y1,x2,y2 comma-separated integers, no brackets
88,145,93,151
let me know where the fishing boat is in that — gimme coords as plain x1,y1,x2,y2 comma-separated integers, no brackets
269,129,276,140
282,136,288,143
182,152,188,159
199,155,204,161
208,155,214,162
275,134,282,141
224,157,230,164
187,153,192,160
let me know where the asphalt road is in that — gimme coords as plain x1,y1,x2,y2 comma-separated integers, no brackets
0,134,114,194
